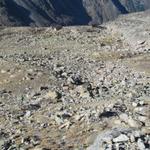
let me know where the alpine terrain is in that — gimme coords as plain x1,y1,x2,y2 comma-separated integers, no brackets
0,0,150,150
0,0,150,26
0,9,150,149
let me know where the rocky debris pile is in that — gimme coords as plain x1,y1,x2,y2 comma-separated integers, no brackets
0,51,149,149
0,11,150,149
87,127,150,150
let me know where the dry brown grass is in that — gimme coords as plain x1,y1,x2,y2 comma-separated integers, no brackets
90,51,124,61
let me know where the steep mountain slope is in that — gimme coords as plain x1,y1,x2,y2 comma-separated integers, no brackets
83,0,150,23
0,0,150,26
0,0,91,26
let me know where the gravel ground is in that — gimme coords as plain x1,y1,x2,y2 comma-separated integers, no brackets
0,11,149,150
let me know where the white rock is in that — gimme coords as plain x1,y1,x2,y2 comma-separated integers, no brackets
59,121,70,129
10,74,16,78
119,113,128,123
74,114,84,121
61,72,68,77
130,134,135,143
114,119,121,125
128,117,142,128
126,93,133,98
102,136,112,143
121,80,126,86
138,116,147,122
113,134,129,142
1,70,6,73
134,106,149,116
44,90,61,102
141,127,150,134
0,139,4,147
44,91,58,99
54,116,63,125
137,139,145,150
67,77,74,84
132,131,141,138
25,111,31,118
132,102,138,107
139,101,144,106
145,120,150,127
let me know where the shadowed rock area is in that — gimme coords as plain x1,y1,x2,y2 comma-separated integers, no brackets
0,0,150,26
0,0,91,26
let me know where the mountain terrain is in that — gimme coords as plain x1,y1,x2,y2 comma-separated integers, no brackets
0,0,150,26
0,10,149,149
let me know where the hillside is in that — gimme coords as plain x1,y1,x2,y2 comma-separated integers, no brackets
0,0,150,26
0,10,149,149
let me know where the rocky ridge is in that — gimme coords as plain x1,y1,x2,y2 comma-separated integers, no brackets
0,0,150,26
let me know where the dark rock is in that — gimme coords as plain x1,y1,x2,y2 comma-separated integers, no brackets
22,103,41,111
52,24,63,31
99,111,118,118
71,74,83,85
40,86,49,91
